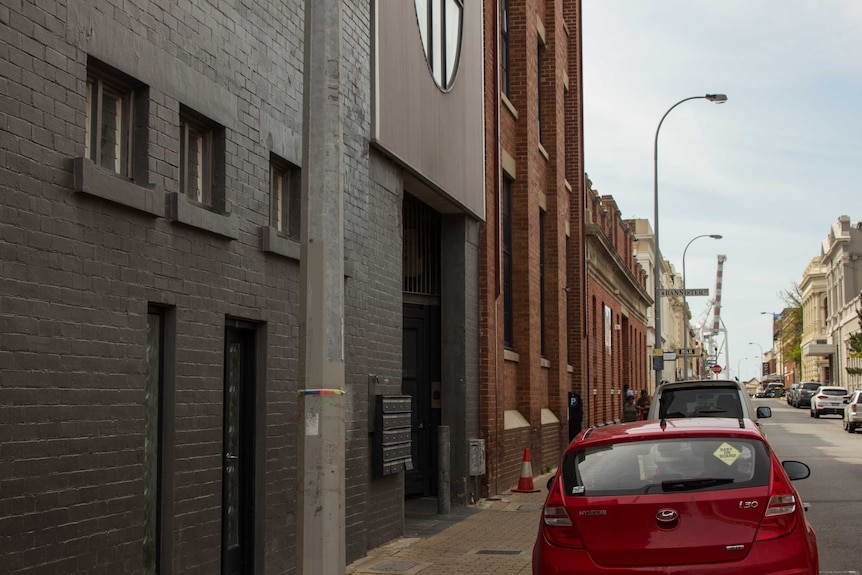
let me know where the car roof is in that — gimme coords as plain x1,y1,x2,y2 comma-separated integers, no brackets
571,418,763,451
816,385,847,390
655,379,745,390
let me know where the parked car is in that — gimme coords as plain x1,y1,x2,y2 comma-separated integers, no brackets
793,382,823,409
810,385,849,418
754,389,773,398
533,418,818,575
786,383,800,405
843,390,862,433
647,379,772,432
767,384,785,398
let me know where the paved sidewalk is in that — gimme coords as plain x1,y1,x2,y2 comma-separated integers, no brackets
347,473,553,575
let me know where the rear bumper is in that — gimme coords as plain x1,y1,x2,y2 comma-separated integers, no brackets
533,531,817,575
814,406,843,415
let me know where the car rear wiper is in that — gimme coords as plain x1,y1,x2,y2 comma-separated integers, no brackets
661,477,735,492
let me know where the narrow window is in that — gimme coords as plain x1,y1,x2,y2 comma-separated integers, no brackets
540,208,546,356
144,308,165,574
86,66,135,177
537,42,544,144
500,0,510,97
180,113,212,206
271,156,301,238
503,178,514,348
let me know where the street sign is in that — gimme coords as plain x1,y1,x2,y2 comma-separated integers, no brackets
711,364,722,374
663,351,677,361
659,288,709,297
676,348,702,357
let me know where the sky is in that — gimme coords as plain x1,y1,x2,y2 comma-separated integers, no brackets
581,0,862,381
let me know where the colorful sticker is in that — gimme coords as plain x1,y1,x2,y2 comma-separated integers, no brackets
572,485,585,495
713,442,741,466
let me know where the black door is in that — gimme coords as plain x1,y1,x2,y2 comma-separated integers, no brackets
402,304,440,496
222,327,256,575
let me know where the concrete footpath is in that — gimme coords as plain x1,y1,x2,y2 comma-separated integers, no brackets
346,472,554,575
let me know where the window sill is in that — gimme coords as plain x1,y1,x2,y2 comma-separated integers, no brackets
501,93,518,120
73,157,165,217
260,225,300,261
503,349,520,363
538,142,549,161
540,357,551,369
166,192,239,240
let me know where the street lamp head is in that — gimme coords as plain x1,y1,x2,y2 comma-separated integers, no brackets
709,234,722,239
705,93,728,103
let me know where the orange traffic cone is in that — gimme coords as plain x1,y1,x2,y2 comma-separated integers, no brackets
512,448,540,493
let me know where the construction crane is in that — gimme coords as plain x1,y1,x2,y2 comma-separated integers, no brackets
699,255,728,377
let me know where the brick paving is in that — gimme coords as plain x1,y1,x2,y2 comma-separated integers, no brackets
347,474,553,575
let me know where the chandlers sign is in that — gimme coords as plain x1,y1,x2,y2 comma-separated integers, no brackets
659,288,709,297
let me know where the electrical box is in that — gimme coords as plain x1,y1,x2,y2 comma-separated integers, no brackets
468,438,485,476
372,395,413,478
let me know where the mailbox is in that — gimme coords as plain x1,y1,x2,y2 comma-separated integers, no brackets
372,395,413,478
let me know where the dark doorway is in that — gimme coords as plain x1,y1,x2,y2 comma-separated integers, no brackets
222,327,256,575
402,303,441,497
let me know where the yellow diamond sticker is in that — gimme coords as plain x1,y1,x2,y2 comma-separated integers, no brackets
713,443,741,466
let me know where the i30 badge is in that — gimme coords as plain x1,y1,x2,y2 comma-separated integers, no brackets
656,508,679,523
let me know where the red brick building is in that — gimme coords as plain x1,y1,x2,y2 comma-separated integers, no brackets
479,0,588,495
584,185,651,425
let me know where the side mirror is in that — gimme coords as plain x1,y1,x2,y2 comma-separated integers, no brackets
757,406,772,419
781,460,810,481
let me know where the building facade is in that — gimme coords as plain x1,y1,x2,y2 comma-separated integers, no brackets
478,0,587,495
584,189,651,424
1,1,485,573
821,216,862,390
800,256,830,383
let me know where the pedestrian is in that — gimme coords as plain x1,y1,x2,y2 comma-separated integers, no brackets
636,389,650,420
623,395,638,422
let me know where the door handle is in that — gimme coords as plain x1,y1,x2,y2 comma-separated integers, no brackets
225,454,239,461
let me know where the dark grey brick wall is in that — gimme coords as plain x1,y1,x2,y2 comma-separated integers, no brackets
0,0,406,573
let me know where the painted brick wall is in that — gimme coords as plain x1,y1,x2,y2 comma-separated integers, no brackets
0,0,403,573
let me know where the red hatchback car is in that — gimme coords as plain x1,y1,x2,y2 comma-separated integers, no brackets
533,418,818,574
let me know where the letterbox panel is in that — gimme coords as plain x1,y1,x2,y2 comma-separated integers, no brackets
372,394,414,478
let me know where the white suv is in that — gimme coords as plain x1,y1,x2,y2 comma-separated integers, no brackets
648,379,772,433
809,385,849,418
844,390,862,433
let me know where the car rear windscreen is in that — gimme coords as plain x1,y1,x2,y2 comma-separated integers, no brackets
658,388,743,419
561,437,770,497
820,389,847,396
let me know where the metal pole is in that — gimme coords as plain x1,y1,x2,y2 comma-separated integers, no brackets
653,94,726,388
438,426,451,515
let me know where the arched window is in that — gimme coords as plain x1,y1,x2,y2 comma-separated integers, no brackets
414,0,464,90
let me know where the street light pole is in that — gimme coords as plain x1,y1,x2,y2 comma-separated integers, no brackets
653,94,727,389
737,357,748,381
748,342,764,379
682,234,722,379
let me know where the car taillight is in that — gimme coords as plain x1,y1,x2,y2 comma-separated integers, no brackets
815,394,827,399
542,475,584,549
852,404,858,414
756,459,799,541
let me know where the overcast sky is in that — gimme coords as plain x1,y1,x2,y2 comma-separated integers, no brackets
582,0,862,380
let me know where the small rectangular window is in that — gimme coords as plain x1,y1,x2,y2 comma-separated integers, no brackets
86,67,136,177
270,156,301,238
180,113,213,206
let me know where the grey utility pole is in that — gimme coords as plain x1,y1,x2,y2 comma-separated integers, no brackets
297,0,346,573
